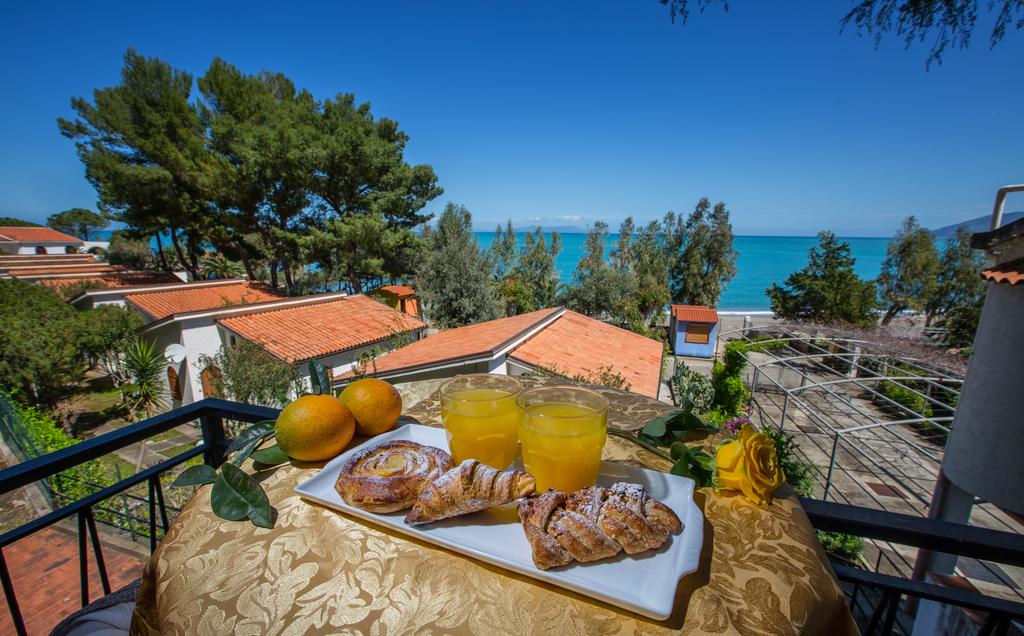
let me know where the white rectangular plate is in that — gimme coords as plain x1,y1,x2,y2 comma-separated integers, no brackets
294,424,703,620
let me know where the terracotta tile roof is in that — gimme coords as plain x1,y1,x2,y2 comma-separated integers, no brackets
508,310,664,398
379,284,416,298
126,281,285,320
219,294,426,362
671,305,719,323
35,271,183,290
0,254,96,265
7,264,118,276
0,227,83,244
981,259,1024,286
346,308,562,377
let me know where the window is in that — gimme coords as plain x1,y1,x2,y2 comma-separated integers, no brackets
685,323,711,344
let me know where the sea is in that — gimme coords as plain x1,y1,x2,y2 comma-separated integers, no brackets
474,233,889,313
102,230,889,313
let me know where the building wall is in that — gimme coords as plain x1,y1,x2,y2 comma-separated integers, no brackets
13,244,75,255
671,318,718,358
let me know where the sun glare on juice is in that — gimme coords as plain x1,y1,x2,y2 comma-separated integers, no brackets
519,401,607,493
441,387,520,469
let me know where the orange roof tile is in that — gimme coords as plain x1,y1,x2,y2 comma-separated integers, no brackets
7,264,118,276
35,271,183,290
981,259,1024,286
378,284,416,298
671,305,719,323
0,254,96,265
349,308,562,377
0,227,83,244
126,281,285,320
509,310,664,398
219,295,426,362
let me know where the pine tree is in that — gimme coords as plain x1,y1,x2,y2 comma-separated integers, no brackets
514,229,562,309
767,231,878,326
416,203,500,328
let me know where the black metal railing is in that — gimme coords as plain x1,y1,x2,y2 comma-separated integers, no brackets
1,399,1023,635
0,398,278,636
801,497,1024,635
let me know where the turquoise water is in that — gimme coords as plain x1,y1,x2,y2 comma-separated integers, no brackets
102,230,888,311
475,232,889,312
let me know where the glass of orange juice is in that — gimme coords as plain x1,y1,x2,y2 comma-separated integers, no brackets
440,374,522,469
517,386,608,493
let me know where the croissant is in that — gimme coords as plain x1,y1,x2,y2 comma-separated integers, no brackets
405,459,536,525
518,482,682,570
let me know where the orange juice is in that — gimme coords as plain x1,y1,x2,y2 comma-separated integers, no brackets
441,388,520,469
519,401,607,493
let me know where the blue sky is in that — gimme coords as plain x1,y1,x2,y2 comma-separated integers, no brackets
1,1,1021,236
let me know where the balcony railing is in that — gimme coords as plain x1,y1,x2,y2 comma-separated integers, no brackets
0,399,1022,635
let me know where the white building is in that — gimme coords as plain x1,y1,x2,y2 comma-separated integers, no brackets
118,283,424,407
0,227,83,254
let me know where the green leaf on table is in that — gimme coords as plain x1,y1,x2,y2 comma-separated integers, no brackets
670,457,694,478
230,436,264,467
251,444,290,467
666,409,718,434
211,463,273,528
309,360,331,395
170,464,217,488
226,419,276,454
669,441,687,461
669,447,716,487
641,416,668,439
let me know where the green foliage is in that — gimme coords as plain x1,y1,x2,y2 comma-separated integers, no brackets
944,296,984,350
674,364,714,412
711,341,751,416
816,530,865,562
877,216,940,325
60,50,441,290
927,228,987,347
767,231,879,326
417,203,500,328
200,341,303,407
0,217,40,226
172,418,281,528
637,408,718,485
119,338,166,419
760,426,815,497
199,252,245,279
46,208,109,240
665,198,738,307
0,279,84,400
107,231,158,269
660,0,1023,67
302,213,422,294
560,222,637,318
308,360,331,395
515,228,562,309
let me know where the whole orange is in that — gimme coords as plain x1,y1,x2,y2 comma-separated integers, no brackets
338,378,403,436
275,394,355,462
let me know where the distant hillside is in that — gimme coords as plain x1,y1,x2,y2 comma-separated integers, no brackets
931,212,1024,239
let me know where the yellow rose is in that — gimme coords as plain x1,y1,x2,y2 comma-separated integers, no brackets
715,424,784,505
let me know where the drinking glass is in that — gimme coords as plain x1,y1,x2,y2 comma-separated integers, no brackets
517,386,609,493
439,374,522,469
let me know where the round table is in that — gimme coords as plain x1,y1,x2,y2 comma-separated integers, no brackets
131,378,857,635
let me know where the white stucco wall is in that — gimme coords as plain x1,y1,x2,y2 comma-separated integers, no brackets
15,244,74,254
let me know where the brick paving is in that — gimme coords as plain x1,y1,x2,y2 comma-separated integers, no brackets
0,525,146,635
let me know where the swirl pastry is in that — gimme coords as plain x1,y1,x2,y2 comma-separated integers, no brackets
335,440,453,512
518,482,682,570
405,459,536,525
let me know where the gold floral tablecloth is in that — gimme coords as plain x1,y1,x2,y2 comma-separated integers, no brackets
131,379,857,635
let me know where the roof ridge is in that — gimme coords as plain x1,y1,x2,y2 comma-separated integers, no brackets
123,278,249,298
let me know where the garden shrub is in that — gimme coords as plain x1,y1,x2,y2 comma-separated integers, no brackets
674,364,714,412
711,341,752,416
816,530,865,563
